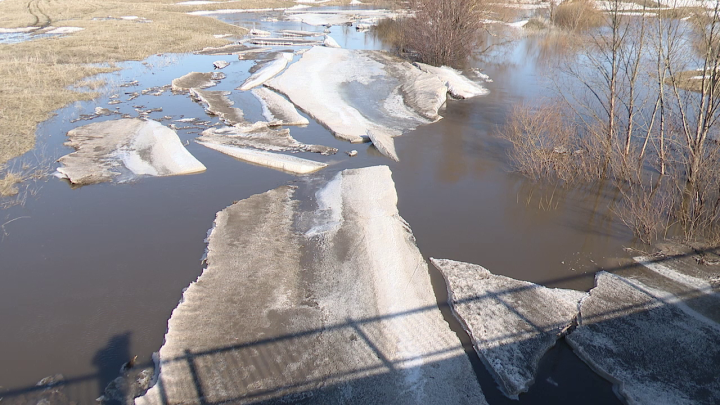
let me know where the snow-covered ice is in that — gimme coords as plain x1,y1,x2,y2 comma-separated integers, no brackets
266,47,447,143
56,119,206,185
431,258,585,399
238,53,293,91
251,87,309,126
416,63,489,99
197,141,327,174
566,271,720,405
135,166,487,405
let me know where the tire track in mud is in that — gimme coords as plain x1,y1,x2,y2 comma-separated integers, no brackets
27,0,51,28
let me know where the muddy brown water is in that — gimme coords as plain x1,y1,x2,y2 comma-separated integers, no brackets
0,9,637,405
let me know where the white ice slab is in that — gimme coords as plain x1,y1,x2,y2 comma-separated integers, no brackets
416,63,489,99
197,123,336,154
251,87,309,126
323,35,340,48
197,141,327,174
57,119,206,185
266,47,446,143
135,166,487,405
238,53,293,91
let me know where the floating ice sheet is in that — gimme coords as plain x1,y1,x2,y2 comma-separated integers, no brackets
188,88,244,125
251,87,309,126
367,130,399,162
197,141,327,174
197,123,336,155
135,166,487,405
431,258,585,399
266,47,447,143
56,119,206,185
238,53,293,91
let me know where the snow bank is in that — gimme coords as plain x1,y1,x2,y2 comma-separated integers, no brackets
431,258,585,399
57,119,206,185
238,53,293,91
566,272,720,405
416,63,488,99
251,87,309,126
197,141,327,174
266,47,446,143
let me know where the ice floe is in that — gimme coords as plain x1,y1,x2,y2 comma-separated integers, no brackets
247,36,322,46
251,87,309,126
238,52,293,91
431,258,585,399
135,166,487,405
415,63,489,99
196,43,252,55
367,130,399,162
188,88,244,125
212,60,229,69
171,71,225,92
197,141,327,174
197,123,336,155
266,47,447,143
56,119,206,185
566,271,720,405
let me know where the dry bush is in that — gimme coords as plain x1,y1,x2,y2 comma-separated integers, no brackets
502,103,584,183
552,0,603,32
0,171,22,197
401,0,487,67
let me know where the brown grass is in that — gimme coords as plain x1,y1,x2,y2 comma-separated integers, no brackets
552,0,604,33
0,171,22,197
0,0,296,166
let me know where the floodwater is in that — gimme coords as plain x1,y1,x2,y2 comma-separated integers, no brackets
0,8,638,405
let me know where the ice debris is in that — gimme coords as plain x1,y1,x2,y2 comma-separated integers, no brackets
266,47,447,143
171,71,225,92
135,166,487,405
431,258,585,399
238,53,293,91
188,88,244,125
212,60,229,69
56,119,206,185
566,271,720,405
197,141,327,174
416,63,489,99
251,87,309,126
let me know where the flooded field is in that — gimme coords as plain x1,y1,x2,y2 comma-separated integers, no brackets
0,7,642,405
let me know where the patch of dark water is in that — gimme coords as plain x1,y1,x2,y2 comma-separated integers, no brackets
0,11,637,405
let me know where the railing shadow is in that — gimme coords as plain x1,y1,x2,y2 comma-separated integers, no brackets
1,247,717,405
